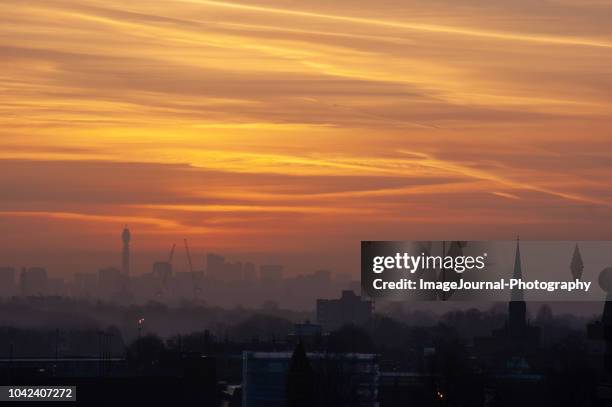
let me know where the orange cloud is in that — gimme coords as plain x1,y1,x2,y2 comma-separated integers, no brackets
1,0,611,274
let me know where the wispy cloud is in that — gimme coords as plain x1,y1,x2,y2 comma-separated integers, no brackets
0,0,611,267
183,0,612,48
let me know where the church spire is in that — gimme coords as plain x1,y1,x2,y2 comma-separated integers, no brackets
507,236,527,334
511,236,524,301
571,243,584,280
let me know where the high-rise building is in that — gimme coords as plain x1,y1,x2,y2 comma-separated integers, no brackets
173,271,195,298
206,253,225,280
47,277,65,296
152,261,172,296
98,267,123,299
260,265,284,283
316,290,373,330
73,272,97,298
224,261,243,281
243,262,257,282
0,267,16,297
20,267,49,296
122,226,131,277
152,261,172,281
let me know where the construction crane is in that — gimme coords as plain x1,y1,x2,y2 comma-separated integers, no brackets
163,243,176,288
155,243,176,298
183,239,194,274
183,239,199,298
168,243,176,264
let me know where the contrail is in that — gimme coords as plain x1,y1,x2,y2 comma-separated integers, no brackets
179,0,612,49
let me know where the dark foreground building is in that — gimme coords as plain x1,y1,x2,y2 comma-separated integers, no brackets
475,240,540,357
242,350,378,406
316,290,373,331
0,353,218,406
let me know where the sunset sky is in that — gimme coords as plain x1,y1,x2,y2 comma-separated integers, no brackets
1,0,611,276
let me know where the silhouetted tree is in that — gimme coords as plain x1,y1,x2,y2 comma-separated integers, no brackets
228,314,293,343
547,332,597,407
285,342,315,407
535,304,554,325
327,324,374,353
126,334,165,371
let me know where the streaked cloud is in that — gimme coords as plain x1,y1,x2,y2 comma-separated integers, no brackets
0,0,611,274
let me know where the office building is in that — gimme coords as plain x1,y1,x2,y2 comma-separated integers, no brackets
316,290,373,330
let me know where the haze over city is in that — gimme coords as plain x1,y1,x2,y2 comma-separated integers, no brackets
1,0,612,277
2,2,612,406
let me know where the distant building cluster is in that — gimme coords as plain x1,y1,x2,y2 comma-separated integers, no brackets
3,238,606,406
0,266,65,297
317,290,374,330
0,227,362,310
